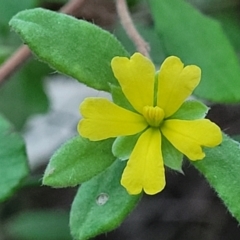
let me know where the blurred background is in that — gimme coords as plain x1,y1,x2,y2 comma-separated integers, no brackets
1,0,240,239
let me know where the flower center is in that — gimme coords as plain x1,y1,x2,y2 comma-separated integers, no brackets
142,106,165,127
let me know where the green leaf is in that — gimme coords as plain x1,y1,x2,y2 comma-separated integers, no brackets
43,136,115,187
162,135,183,172
0,59,49,130
10,8,129,92
112,132,141,160
110,84,136,112
5,210,71,240
0,115,29,202
148,0,240,103
212,7,240,52
170,100,209,120
70,160,141,240
192,134,240,222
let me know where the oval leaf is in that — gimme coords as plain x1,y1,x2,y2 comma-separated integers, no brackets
9,8,129,91
149,0,240,103
192,134,240,222
43,136,115,187
0,115,29,201
70,160,141,240
170,100,209,120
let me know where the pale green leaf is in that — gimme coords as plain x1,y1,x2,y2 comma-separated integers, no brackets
170,100,209,120
43,136,115,187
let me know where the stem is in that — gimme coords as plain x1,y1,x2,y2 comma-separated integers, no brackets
60,0,85,16
0,0,86,87
116,0,150,58
0,45,30,86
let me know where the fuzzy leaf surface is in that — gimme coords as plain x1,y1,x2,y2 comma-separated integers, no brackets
10,8,129,91
43,136,115,187
192,134,240,222
170,100,209,120
70,160,141,240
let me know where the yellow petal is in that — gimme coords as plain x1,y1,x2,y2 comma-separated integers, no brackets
161,119,222,160
157,56,201,117
121,128,166,195
78,97,147,141
111,53,155,114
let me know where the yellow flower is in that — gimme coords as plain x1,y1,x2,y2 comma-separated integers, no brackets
78,53,222,195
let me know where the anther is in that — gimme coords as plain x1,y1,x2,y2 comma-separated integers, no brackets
142,106,165,127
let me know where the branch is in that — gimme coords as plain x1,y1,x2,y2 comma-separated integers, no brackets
60,0,85,16
0,45,30,85
116,0,150,58
0,0,86,86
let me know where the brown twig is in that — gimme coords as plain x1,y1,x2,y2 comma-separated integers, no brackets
116,0,150,58
60,0,85,16
0,0,86,87
0,45,30,85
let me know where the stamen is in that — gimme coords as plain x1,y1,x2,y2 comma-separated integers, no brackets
142,106,165,127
